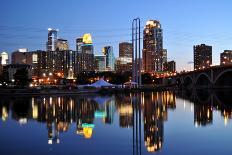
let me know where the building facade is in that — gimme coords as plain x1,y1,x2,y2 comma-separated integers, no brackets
47,28,58,51
94,55,106,72
76,34,94,73
119,42,133,58
220,50,232,65
163,60,176,72
143,20,164,72
102,46,115,71
194,44,212,70
56,39,69,51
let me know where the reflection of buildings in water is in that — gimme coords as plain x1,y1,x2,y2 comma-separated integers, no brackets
119,103,133,128
143,92,165,152
0,102,9,122
104,100,115,124
115,94,133,128
194,104,213,127
221,109,232,126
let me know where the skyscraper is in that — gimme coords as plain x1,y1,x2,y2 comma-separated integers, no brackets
76,34,94,73
220,50,232,65
119,42,133,58
194,44,212,70
116,42,133,72
47,28,58,51
102,46,115,71
143,20,163,72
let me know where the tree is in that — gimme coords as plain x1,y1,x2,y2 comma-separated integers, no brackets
14,68,31,88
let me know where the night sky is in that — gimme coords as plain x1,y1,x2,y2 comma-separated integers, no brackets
1,0,232,71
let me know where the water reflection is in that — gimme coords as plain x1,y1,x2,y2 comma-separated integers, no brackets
0,90,231,154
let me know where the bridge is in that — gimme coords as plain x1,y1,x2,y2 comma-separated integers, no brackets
163,65,232,89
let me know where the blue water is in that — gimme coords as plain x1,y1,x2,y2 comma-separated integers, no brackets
0,91,232,155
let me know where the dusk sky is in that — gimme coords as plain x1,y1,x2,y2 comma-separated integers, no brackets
1,0,232,71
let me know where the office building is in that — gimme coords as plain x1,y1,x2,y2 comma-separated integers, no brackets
143,20,164,72
119,42,133,58
220,50,232,65
102,46,115,71
194,44,212,70
76,34,94,73
115,57,132,72
94,55,106,71
11,48,31,65
47,28,58,51
164,61,176,72
56,39,69,51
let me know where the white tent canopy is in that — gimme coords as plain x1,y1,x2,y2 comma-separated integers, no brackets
90,79,113,88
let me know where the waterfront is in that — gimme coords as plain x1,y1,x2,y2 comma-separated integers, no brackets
0,90,232,155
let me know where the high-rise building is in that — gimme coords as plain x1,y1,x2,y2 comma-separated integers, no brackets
194,44,212,70
164,61,176,72
76,34,94,73
220,50,232,65
47,28,58,51
94,55,106,71
102,46,115,71
56,39,69,51
119,42,133,58
143,20,163,72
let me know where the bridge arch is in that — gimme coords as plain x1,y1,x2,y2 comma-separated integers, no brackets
195,73,212,88
214,68,232,87
183,75,193,88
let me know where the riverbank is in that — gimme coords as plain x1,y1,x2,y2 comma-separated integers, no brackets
0,86,170,96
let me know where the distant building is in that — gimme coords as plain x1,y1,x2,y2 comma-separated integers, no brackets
116,57,132,72
47,28,58,51
143,20,164,72
119,42,133,58
94,55,106,71
194,44,212,70
56,39,69,51
0,52,9,65
164,61,176,72
4,64,32,81
0,52,9,74
76,34,95,73
102,46,115,71
220,50,232,65
11,48,31,65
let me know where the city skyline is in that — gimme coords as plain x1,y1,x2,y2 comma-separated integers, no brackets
1,0,232,71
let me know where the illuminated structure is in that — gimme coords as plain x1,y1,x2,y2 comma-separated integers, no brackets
47,28,58,51
194,44,212,70
116,57,132,72
0,52,9,65
194,103,213,127
0,52,9,74
76,34,94,73
56,39,69,51
102,46,115,71
143,92,164,152
220,50,232,65
143,20,164,72
94,55,106,71
119,42,133,58
116,42,133,72
163,60,176,72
